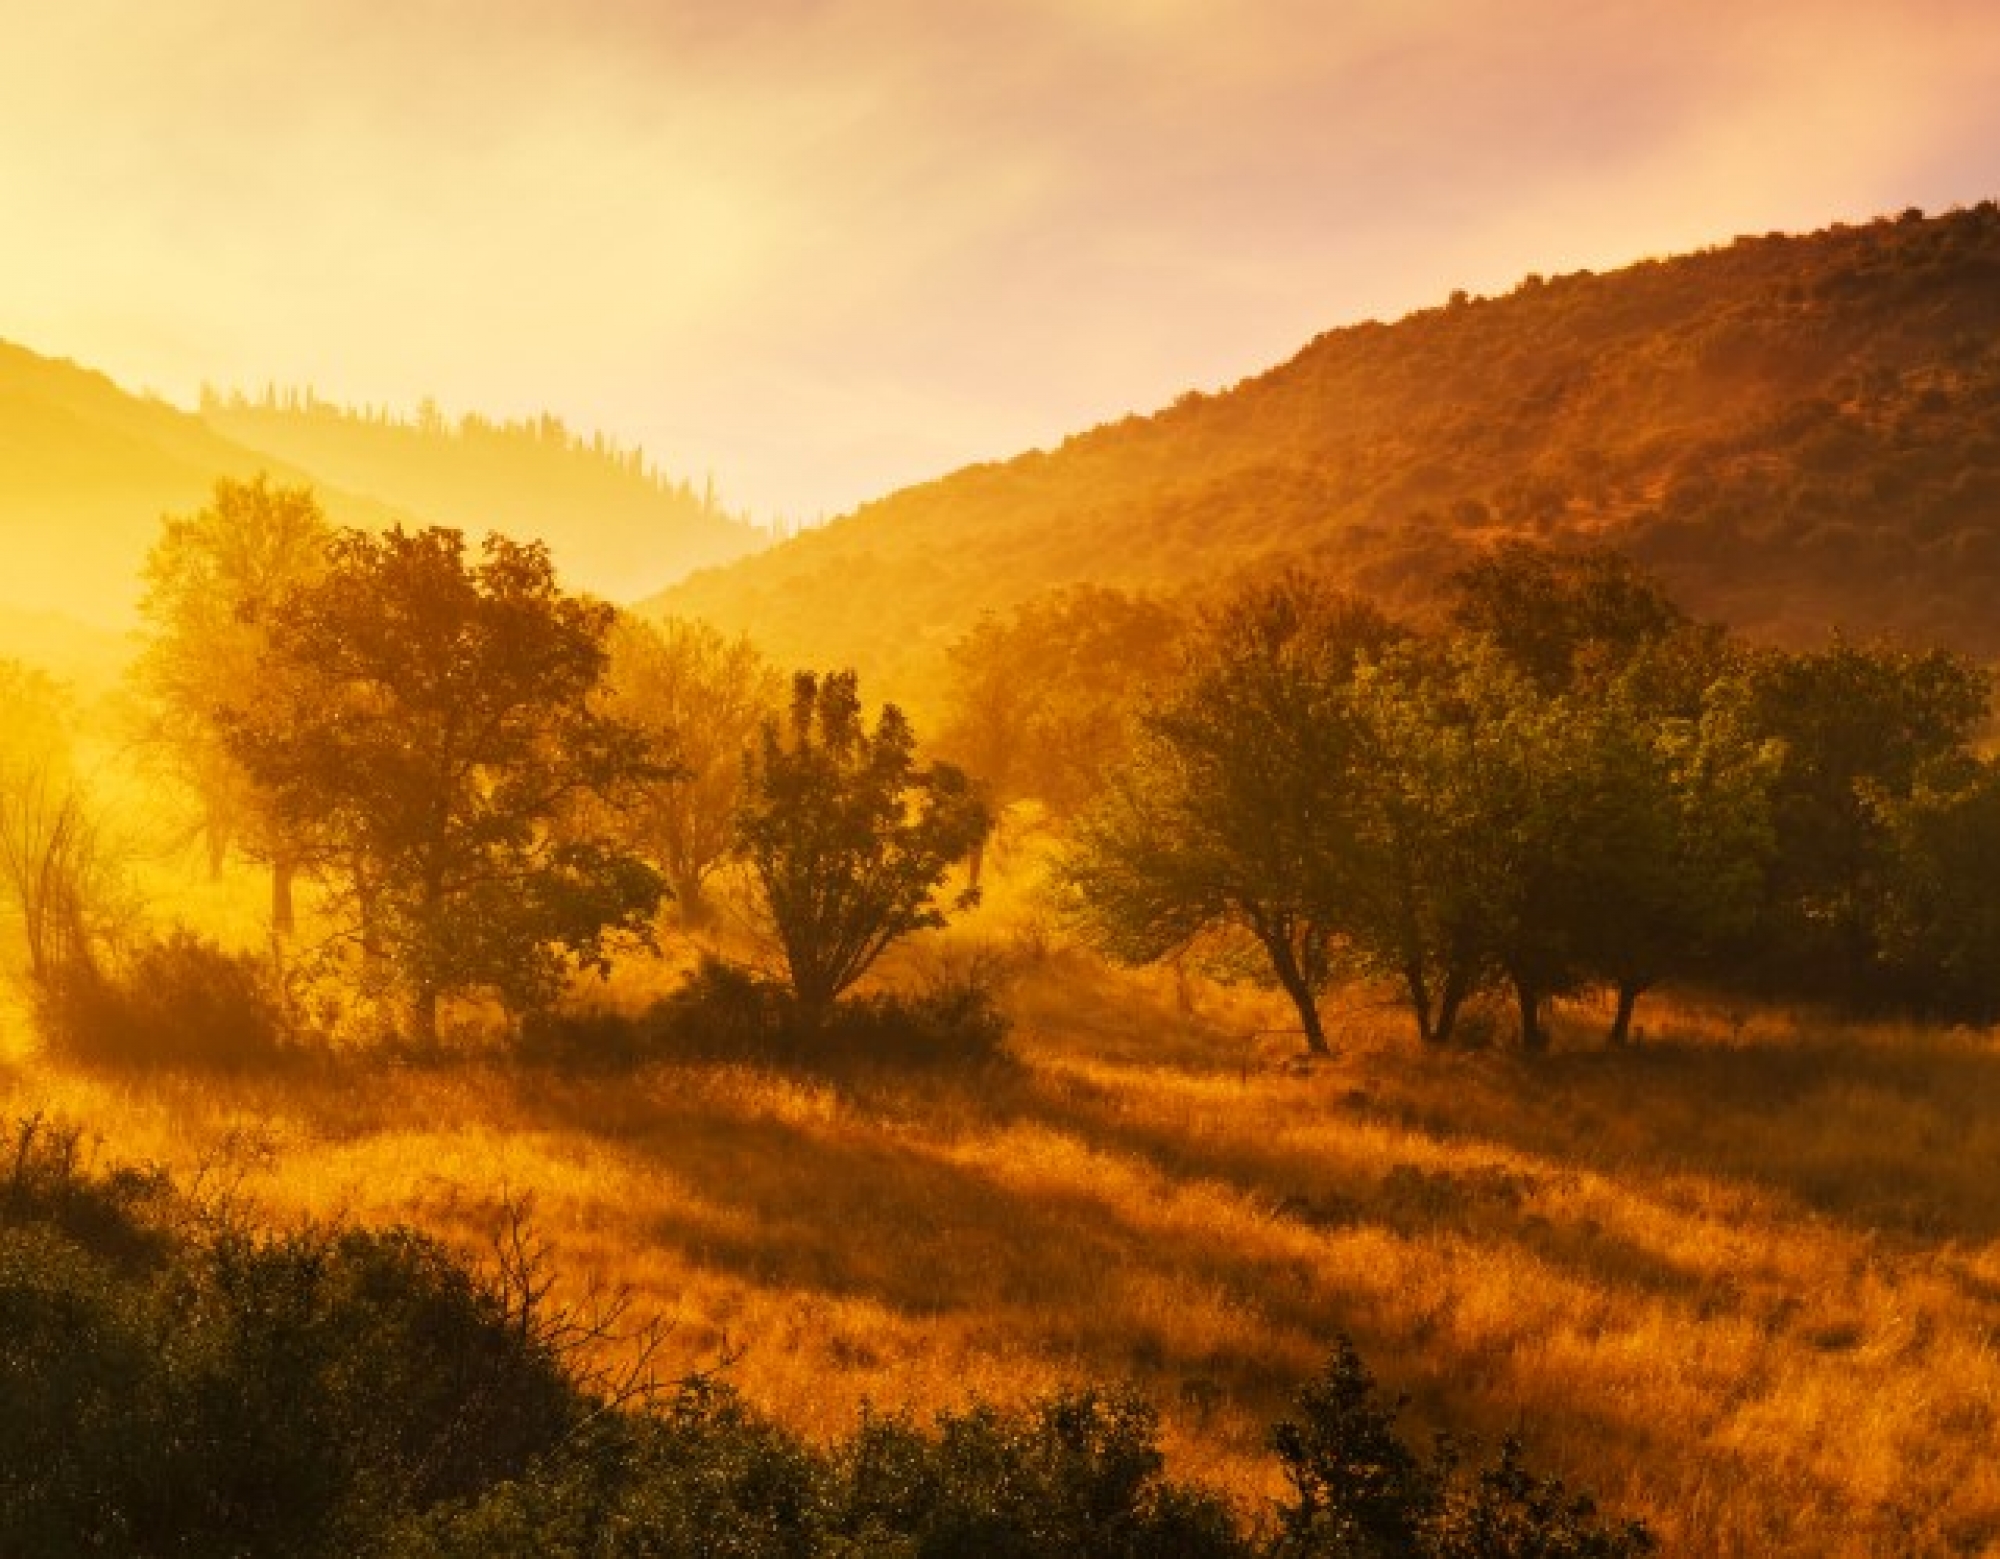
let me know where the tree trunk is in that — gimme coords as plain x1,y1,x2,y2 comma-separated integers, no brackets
1404,963,1441,1046
966,838,984,893
672,870,709,928
1434,974,1467,1047
1266,935,1330,1055
1514,976,1547,1053
270,858,297,938
411,983,439,1049
205,818,229,881
1607,979,1645,1046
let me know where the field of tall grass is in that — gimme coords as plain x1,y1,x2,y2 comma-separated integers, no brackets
5,868,2000,1556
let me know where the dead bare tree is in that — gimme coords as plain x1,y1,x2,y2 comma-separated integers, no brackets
0,764,134,1029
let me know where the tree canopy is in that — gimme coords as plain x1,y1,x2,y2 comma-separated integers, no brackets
735,671,989,1017
226,526,662,1042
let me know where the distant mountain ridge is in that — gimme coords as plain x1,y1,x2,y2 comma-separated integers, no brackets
648,203,2000,703
0,341,764,640
0,340,398,629
200,390,765,603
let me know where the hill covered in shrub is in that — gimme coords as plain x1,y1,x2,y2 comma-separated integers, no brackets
652,203,2000,699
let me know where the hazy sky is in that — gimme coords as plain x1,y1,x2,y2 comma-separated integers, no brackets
4,1,1998,523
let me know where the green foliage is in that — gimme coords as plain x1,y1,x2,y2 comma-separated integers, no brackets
1863,755,2000,1020
1745,638,1990,1006
1064,575,1399,1053
736,671,991,1016
227,526,664,1042
0,1134,577,1556
831,1389,1245,1558
1447,543,1688,695
1074,553,1786,1051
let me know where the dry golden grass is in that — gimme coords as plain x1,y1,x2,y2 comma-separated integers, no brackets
7,888,2000,1555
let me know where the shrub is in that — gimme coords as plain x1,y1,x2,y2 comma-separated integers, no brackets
40,930,292,1070
0,1129,1655,1558
0,1126,576,1556
1269,1338,1655,1558
524,956,1012,1075
834,1389,1244,1558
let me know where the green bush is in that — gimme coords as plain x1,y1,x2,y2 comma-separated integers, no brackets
1269,1339,1654,1558
0,1130,576,1556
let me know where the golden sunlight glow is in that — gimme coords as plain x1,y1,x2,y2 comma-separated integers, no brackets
2,0,1996,527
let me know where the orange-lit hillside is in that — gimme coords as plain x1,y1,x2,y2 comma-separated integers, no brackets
653,205,2000,704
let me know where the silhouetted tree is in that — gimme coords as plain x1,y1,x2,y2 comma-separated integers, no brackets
735,671,988,1019
227,527,662,1044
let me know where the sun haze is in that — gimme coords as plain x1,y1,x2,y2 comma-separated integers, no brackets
3,0,1997,522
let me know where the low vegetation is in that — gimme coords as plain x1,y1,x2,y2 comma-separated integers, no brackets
0,1105,1649,1556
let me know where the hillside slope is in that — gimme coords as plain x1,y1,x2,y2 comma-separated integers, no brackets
650,204,2000,698
201,393,767,603
0,341,400,628
0,343,764,638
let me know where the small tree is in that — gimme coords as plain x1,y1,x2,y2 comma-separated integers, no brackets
1063,577,1398,1055
0,665,129,1031
1746,638,1990,1001
227,527,662,1043
936,587,1185,876
601,615,781,925
735,671,989,1018
1866,753,2000,1019
133,474,331,932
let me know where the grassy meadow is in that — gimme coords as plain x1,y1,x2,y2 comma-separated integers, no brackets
5,852,1999,1557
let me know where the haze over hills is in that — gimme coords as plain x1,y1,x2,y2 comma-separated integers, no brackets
0,340,765,661
0,341,402,633
649,203,2000,703
200,391,766,603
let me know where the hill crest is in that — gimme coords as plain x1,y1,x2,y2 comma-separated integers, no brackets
648,202,2000,704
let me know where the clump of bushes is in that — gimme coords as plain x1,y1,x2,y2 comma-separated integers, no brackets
1268,1339,1656,1557
521,956,1012,1075
0,1111,1655,1557
36,929,294,1071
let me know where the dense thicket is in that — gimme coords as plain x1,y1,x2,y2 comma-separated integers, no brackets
0,1116,1650,1557
1066,547,2000,1048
